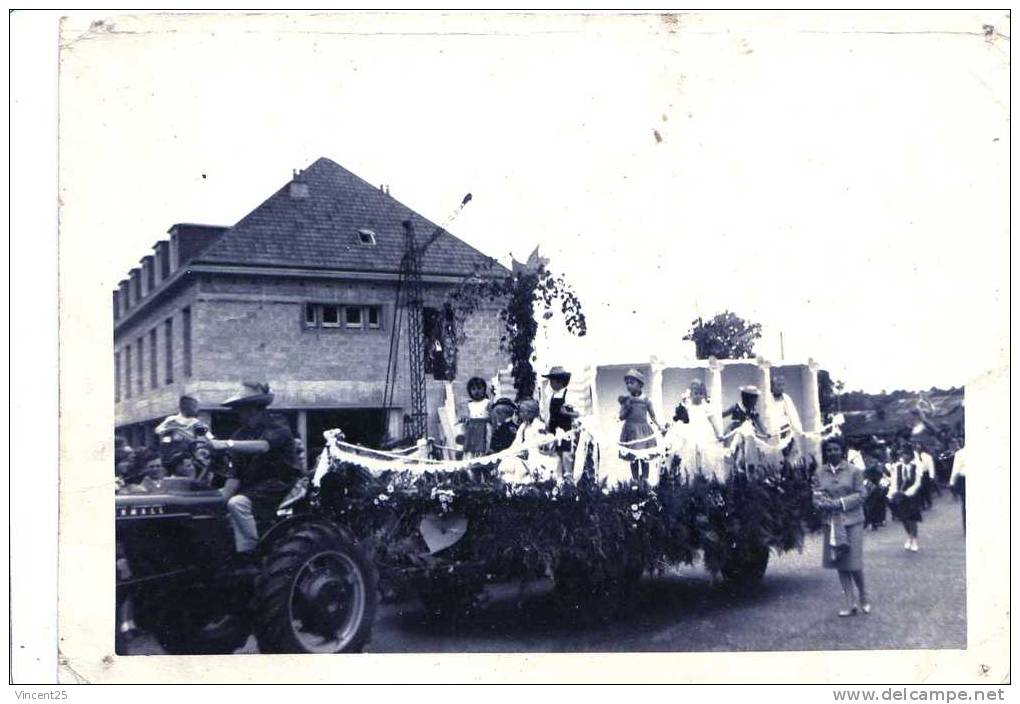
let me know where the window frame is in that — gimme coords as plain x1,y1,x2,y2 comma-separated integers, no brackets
304,303,320,328
182,306,192,378
125,343,133,399
149,328,158,389
164,318,174,385
344,306,363,329
321,304,341,328
136,337,145,395
303,303,384,331
367,306,381,329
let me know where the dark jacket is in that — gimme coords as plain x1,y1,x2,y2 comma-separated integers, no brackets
490,420,519,454
227,416,300,503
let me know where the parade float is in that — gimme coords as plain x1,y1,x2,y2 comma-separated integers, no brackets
307,354,839,624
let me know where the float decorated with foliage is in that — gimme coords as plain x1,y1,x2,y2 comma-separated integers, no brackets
295,253,842,620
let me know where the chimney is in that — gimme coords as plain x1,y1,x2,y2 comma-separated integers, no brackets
289,169,309,199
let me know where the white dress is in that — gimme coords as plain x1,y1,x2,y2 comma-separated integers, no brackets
666,402,727,482
497,418,558,484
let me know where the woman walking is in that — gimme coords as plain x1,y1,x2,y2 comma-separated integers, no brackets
812,436,871,617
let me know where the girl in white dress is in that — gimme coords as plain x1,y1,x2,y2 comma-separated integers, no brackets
667,380,726,482
497,399,558,484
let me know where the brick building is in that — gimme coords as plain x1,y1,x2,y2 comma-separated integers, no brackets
113,157,508,464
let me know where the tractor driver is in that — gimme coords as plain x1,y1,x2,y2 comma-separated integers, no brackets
209,382,301,559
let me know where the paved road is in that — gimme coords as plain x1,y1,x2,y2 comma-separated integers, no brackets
125,492,966,654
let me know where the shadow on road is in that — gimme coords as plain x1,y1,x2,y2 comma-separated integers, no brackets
388,564,822,642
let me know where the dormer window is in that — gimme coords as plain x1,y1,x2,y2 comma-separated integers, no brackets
357,228,377,245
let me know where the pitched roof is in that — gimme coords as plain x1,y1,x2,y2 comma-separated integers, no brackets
195,157,503,278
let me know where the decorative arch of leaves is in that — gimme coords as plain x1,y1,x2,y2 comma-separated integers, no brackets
446,259,587,400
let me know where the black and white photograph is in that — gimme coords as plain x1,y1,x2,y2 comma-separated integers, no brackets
30,9,1010,685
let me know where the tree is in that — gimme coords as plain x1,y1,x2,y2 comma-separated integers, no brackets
447,250,587,400
683,311,762,360
817,370,847,421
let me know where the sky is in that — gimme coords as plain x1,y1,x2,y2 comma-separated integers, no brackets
59,11,1010,392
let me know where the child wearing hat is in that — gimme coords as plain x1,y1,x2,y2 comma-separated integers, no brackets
618,368,661,481
543,366,579,481
722,385,768,437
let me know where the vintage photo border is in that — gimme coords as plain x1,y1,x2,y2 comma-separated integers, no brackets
32,9,1012,684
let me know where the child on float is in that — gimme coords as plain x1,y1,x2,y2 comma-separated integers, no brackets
497,399,557,484
460,377,492,460
543,366,580,481
488,397,519,454
666,379,726,482
722,385,780,468
618,368,662,482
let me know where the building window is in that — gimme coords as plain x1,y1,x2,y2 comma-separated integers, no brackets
423,305,457,380
115,350,121,403
303,303,382,331
164,318,174,384
137,337,144,394
125,344,133,399
344,306,363,329
356,228,377,245
304,303,319,327
182,306,192,378
322,305,341,328
149,328,158,389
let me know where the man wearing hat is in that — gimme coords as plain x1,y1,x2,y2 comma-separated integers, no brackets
543,366,579,480
209,382,300,558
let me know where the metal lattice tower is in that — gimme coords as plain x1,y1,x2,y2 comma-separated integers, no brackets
401,220,428,441
383,195,472,443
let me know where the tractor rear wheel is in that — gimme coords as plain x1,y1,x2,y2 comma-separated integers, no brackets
254,522,378,653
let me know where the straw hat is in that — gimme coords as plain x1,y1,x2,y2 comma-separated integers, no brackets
623,368,646,385
221,381,275,408
542,366,572,381
739,385,761,396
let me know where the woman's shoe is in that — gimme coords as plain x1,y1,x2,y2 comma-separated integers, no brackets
860,603,872,615
838,606,858,617
910,539,919,552
904,540,912,550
